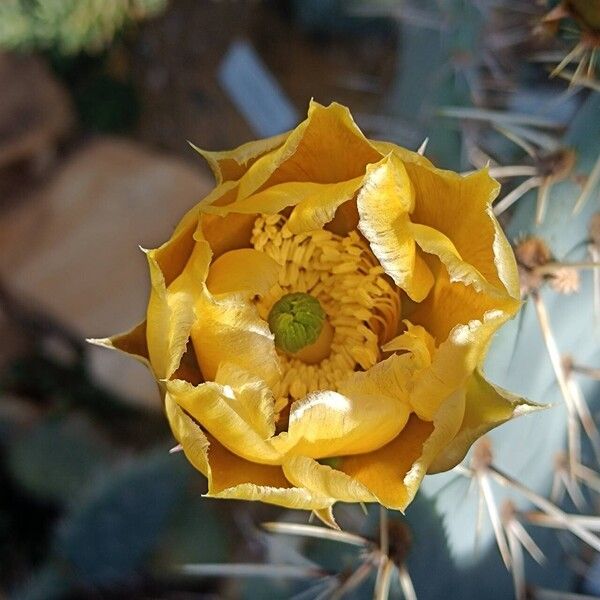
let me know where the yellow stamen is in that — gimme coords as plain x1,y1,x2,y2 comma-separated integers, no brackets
251,215,401,411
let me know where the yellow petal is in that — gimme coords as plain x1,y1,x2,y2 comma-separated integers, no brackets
153,206,199,286
236,101,382,200
405,242,520,421
286,179,364,233
214,362,276,439
356,154,434,302
428,369,543,473
410,305,513,421
411,223,490,291
165,391,210,476
282,456,376,503
340,388,465,511
88,320,149,367
200,211,258,259
146,239,212,380
206,248,280,296
166,394,332,510
95,205,199,375
206,436,332,510
382,320,436,369
411,259,519,345
371,140,436,169
273,354,413,459
407,164,519,298
201,178,363,231
167,377,281,464
191,287,279,385
190,131,289,185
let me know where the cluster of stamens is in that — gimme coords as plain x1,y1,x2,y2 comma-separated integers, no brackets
251,214,400,413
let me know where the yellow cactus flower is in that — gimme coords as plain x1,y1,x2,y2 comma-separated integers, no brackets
95,101,539,519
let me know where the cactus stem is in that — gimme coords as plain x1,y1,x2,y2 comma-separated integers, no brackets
565,372,600,463
379,506,389,556
589,244,600,328
536,180,551,224
262,522,369,548
534,261,600,276
505,509,546,566
332,560,377,599
494,177,542,216
440,106,563,129
568,362,600,380
398,564,417,600
550,43,586,78
480,470,512,569
457,440,514,570
177,563,325,580
504,508,527,600
531,290,582,477
503,509,546,600
487,165,538,178
416,137,429,155
524,511,600,533
551,454,586,510
573,462,600,494
573,152,600,214
534,588,600,599
489,465,600,554
373,558,394,600
555,68,600,90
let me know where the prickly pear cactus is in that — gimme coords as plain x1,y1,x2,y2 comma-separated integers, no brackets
217,3,600,599
384,1,600,598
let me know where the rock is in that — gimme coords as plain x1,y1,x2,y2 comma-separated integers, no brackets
0,138,213,408
0,53,73,170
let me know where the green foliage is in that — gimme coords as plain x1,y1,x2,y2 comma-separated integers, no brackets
6,415,112,504
0,0,167,55
53,448,187,586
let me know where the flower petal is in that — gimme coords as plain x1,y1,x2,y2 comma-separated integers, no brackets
89,320,149,367
166,393,331,510
406,250,520,421
428,369,543,473
236,101,382,200
273,354,413,459
167,377,280,464
371,140,435,168
206,248,280,296
154,206,200,286
382,321,436,369
410,222,502,296
191,131,289,185
191,287,279,385
357,154,434,302
282,456,376,503
201,179,363,236
200,211,258,258
407,164,519,298
214,362,276,439
165,391,210,475
146,239,212,380
411,311,515,422
340,388,465,511
206,436,332,510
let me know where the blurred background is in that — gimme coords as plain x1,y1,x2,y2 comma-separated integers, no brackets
0,1,599,599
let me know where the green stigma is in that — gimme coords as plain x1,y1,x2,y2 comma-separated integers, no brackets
268,292,326,354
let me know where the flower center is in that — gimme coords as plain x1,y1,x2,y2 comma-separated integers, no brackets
251,214,400,413
267,292,333,363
